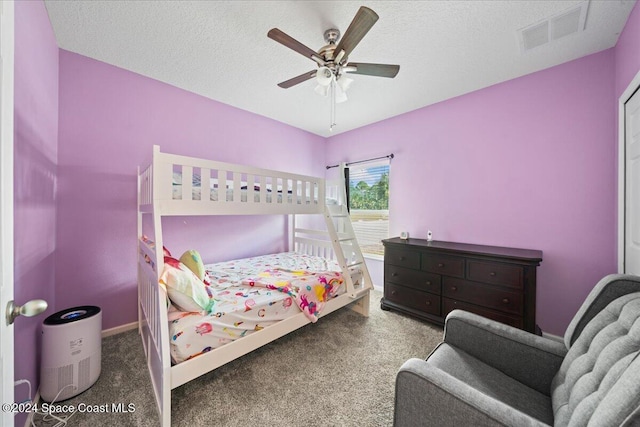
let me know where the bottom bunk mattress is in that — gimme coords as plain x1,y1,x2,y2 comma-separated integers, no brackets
168,252,345,363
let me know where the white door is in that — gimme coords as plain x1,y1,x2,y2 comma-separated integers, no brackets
625,87,640,275
0,0,14,424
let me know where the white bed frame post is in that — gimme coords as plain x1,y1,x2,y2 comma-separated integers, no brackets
138,146,173,427
152,146,172,427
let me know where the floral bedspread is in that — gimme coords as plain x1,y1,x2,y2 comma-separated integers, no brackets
241,268,343,322
168,252,345,363
205,252,343,322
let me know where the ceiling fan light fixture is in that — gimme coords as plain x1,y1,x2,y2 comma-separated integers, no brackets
335,83,348,104
314,84,330,96
337,75,353,92
316,67,334,86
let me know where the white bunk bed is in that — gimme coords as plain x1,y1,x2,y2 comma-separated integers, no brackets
137,145,373,426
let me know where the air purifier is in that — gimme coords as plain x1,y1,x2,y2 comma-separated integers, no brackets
40,306,102,402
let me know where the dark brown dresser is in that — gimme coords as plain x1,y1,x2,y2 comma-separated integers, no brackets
381,237,543,333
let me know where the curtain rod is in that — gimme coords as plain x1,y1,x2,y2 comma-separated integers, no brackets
325,153,394,170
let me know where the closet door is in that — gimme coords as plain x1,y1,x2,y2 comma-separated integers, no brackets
625,88,640,275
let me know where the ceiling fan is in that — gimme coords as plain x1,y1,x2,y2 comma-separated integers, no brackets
267,6,400,96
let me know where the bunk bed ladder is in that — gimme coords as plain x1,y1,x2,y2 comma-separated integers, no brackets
324,202,373,311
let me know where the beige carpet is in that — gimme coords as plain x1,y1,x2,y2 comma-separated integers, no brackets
32,291,443,426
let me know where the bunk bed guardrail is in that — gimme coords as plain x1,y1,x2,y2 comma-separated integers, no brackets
139,146,325,216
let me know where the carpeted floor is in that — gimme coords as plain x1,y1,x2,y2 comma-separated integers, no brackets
32,291,443,427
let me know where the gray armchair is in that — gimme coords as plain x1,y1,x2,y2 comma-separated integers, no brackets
394,274,640,426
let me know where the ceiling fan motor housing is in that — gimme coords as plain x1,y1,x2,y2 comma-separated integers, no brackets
319,29,341,64
324,28,340,44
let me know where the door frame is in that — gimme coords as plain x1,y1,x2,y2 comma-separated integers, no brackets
0,0,15,425
617,69,640,273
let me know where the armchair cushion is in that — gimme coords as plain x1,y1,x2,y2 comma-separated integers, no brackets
551,292,640,426
396,358,550,427
427,343,553,424
444,310,567,394
564,274,640,347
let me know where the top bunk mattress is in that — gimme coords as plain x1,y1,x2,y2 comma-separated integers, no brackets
169,252,345,364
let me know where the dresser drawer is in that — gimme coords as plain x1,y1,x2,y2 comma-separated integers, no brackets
384,265,441,294
422,254,465,278
442,298,523,329
442,277,523,315
384,247,421,269
385,283,441,316
467,260,523,289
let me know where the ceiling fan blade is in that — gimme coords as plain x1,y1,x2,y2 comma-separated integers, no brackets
334,6,379,63
345,63,400,78
277,70,317,88
268,28,325,65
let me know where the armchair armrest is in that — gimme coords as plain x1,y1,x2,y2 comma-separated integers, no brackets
395,358,549,427
442,310,567,395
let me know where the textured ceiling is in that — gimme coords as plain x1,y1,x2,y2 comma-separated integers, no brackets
44,1,636,138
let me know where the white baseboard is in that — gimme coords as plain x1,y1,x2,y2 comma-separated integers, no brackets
102,321,137,338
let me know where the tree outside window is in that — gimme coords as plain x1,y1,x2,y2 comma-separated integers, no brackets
348,163,389,256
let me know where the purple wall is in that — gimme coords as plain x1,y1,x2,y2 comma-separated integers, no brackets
615,2,640,98
13,1,58,425
56,50,326,330
326,50,617,336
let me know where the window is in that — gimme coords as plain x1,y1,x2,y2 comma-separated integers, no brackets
347,161,389,257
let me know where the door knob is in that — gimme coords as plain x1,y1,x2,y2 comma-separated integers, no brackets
5,299,48,325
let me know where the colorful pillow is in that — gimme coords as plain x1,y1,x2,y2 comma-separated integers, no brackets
180,250,206,281
160,256,212,313
141,235,172,257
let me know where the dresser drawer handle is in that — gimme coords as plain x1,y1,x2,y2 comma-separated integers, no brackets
392,272,398,277
425,280,431,286
391,290,397,295
399,256,405,261
437,263,444,268
450,286,457,292
425,300,431,306
502,298,509,304
490,272,497,276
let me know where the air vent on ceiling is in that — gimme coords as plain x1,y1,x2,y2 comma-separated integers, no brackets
519,1,589,53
